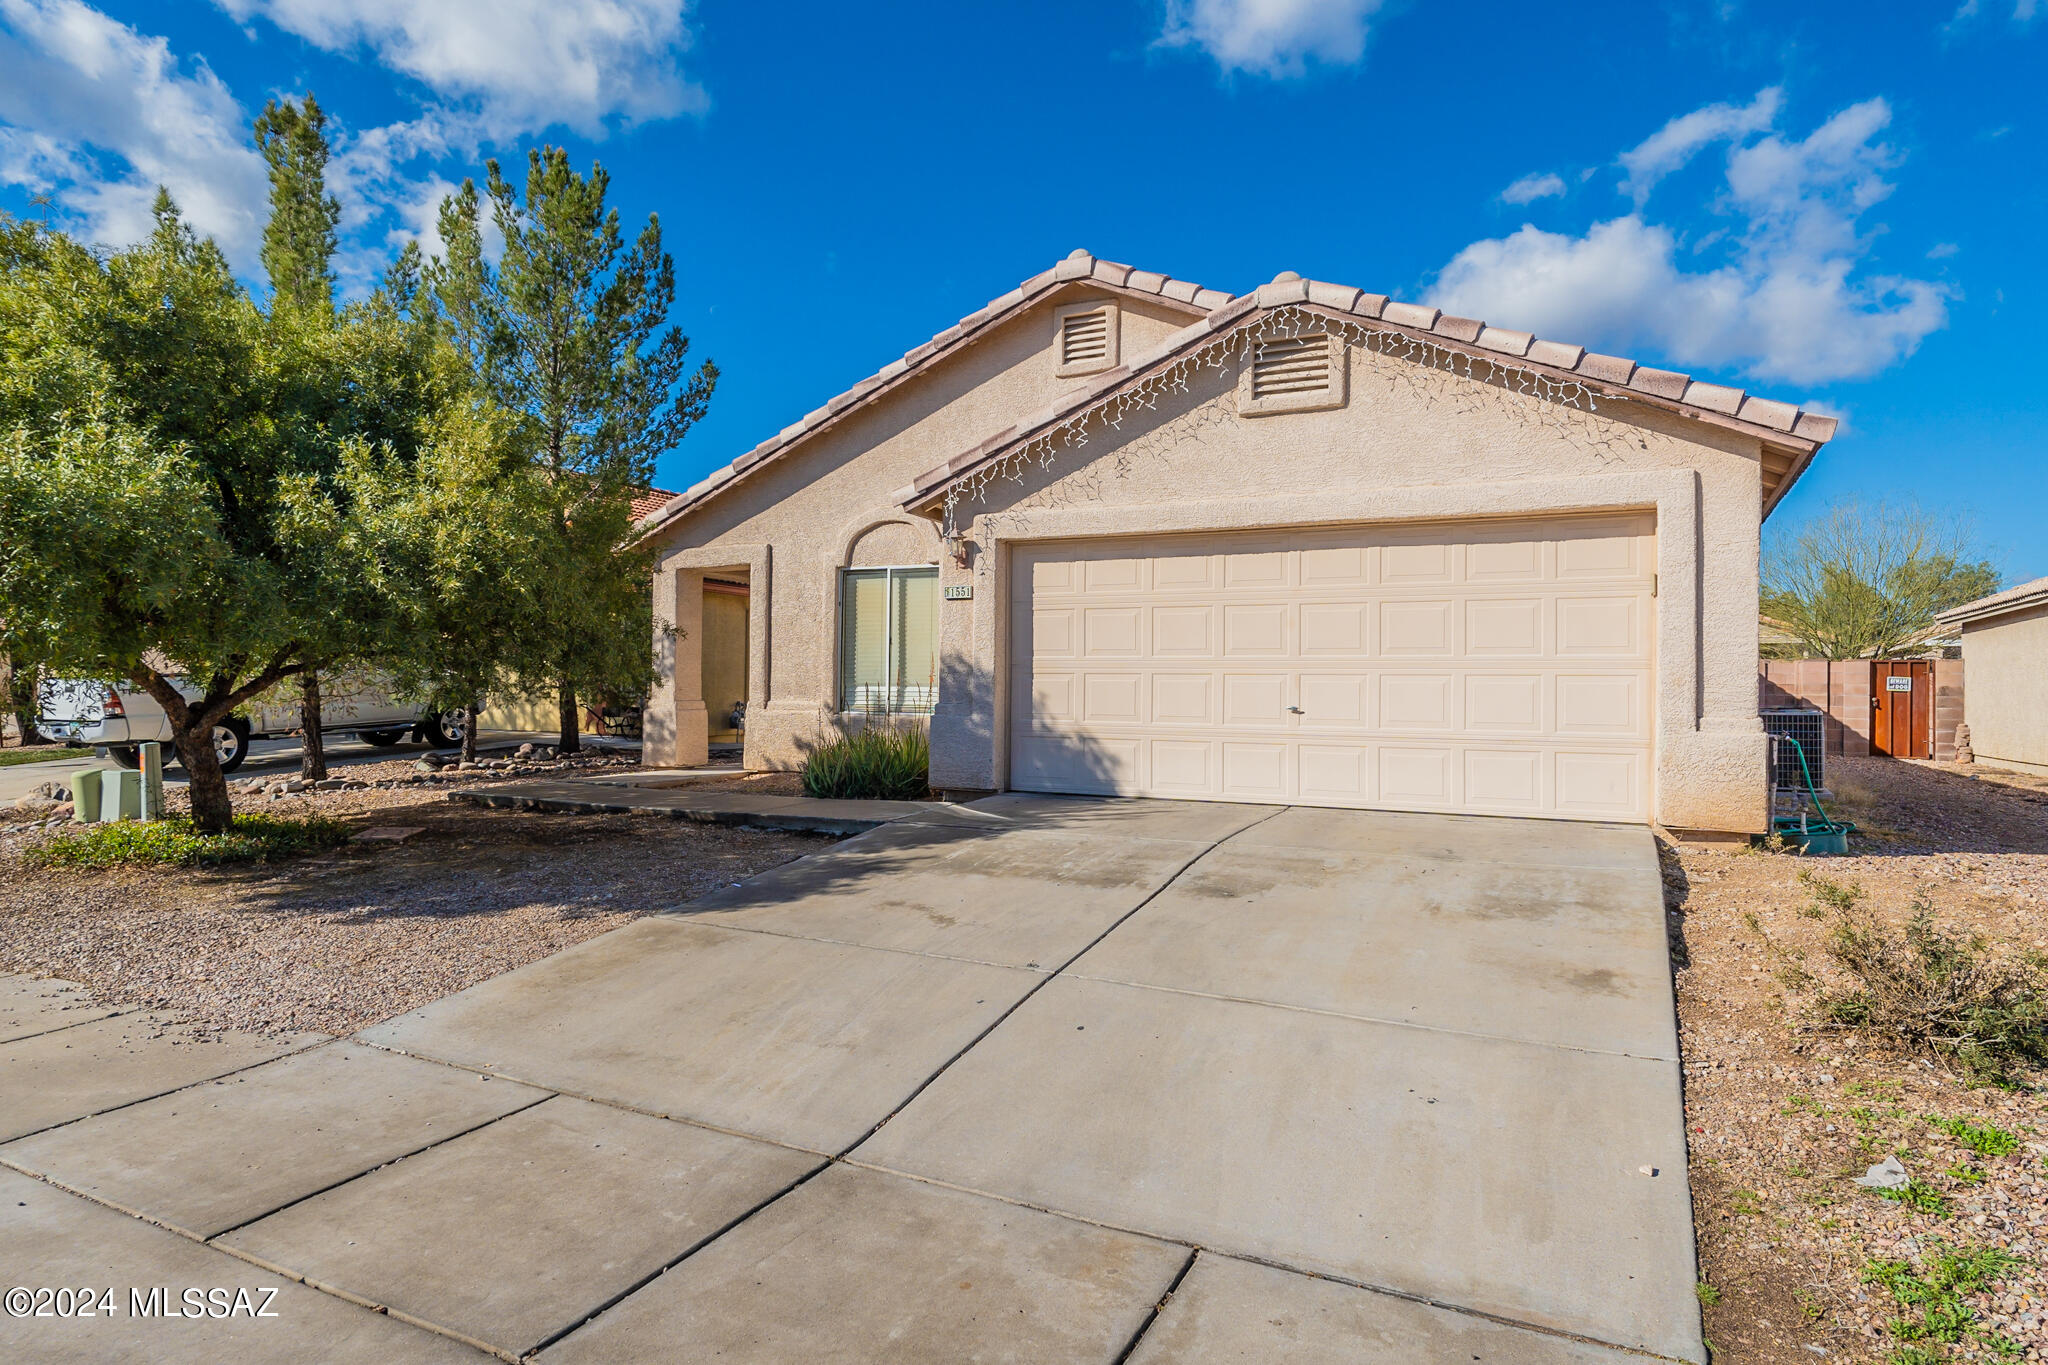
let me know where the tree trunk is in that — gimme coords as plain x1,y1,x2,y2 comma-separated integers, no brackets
557,678,580,754
3,655,46,746
299,670,327,780
460,702,480,764
175,723,234,834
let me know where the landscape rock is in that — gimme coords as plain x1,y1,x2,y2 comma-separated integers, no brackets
1854,1155,1911,1191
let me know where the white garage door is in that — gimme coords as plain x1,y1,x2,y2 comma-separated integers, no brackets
1009,515,1655,821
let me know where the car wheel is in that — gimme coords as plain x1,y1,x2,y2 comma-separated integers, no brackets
419,710,466,749
102,746,141,769
356,729,407,747
214,722,250,774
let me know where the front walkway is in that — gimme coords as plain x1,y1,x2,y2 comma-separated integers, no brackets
0,797,1700,1363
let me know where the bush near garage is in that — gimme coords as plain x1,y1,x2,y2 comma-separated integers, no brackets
800,724,931,802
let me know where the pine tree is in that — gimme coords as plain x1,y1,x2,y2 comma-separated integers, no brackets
256,94,345,778
430,149,715,752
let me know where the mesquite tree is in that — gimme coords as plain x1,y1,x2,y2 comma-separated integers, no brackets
0,203,429,831
1762,500,2000,659
430,150,714,752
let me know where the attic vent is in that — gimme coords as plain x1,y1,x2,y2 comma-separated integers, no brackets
1238,329,1348,416
1061,309,1110,367
1053,300,1119,377
1251,333,1332,398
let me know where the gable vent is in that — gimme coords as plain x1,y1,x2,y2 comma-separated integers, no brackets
1251,333,1333,398
1060,307,1111,369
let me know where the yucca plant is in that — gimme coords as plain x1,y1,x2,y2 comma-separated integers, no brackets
801,722,930,801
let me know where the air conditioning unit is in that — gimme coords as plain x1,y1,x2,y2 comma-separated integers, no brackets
1761,708,1825,792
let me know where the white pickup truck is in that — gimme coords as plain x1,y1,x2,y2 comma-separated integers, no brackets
36,675,467,773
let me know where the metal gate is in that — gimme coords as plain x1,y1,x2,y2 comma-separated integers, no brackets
1870,660,1933,759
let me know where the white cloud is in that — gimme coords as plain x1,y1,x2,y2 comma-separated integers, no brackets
1427,95,1949,387
1617,87,1780,205
1500,171,1566,205
1927,241,1960,259
1948,0,2041,30
1158,0,1389,77
0,0,268,261
213,1,706,138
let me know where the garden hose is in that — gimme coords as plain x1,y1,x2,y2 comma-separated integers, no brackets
1770,733,1854,842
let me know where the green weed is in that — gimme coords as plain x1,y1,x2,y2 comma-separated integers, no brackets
1863,1243,2022,1357
1873,1180,1950,1217
1925,1115,2020,1158
23,815,349,868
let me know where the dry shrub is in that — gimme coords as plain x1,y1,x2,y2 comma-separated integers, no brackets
1815,894,2048,1083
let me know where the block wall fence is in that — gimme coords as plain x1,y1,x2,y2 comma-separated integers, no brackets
1757,659,1964,762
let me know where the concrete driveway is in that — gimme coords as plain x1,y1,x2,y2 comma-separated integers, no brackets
0,796,1699,1363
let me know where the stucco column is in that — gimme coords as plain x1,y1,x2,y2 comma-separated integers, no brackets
643,563,681,767
928,531,997,793
670,568,710,768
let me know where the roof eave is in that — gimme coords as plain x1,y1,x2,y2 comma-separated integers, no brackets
1938,579,2048,628
634,258,1224,538
903,299,1829,515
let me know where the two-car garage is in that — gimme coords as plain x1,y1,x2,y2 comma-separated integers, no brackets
1008,514,1657,822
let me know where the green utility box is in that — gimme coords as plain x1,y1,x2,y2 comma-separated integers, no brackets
69,769,103,822
109,768,143,820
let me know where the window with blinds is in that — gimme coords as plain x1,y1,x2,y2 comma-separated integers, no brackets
839,566,939,714
1237,329,1348,415
1053,300,1119,377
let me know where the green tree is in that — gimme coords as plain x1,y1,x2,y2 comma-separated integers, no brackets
358,394,556,764
0,204,423,831
256,92,344,779
430,148,714,752
1762,500,2000,660
254,93,340,316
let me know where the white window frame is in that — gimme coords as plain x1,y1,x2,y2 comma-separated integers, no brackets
838,564,939,716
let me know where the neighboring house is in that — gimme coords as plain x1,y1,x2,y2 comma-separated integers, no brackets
637,252,1839,835
1938,576,2048,775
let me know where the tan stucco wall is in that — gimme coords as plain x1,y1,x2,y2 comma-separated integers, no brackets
1960,605,2048,775
644,287,1198,770
648,304,1775,832
702,587,749,742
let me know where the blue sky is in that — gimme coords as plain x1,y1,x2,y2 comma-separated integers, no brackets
2,0,2043,579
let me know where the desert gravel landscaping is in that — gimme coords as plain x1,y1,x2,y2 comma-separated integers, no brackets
0,752,826,1036
1670,756,2048,1363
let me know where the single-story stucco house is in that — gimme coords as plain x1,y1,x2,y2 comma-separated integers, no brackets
636,252,1838,837
1939,576,2048,776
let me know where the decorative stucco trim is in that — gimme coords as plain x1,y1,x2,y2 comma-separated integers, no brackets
831,510,940,570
